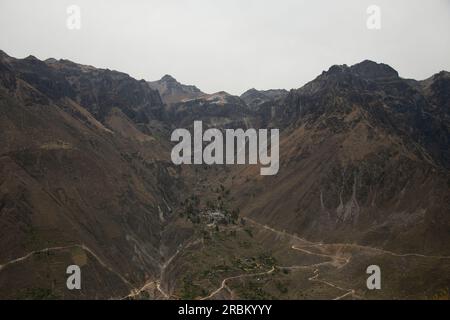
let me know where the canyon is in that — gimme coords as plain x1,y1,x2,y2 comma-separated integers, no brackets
0,51,449,299
170,121,279,175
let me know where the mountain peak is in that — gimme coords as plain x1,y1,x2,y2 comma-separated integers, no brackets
241,88,289,108
148,74,204,104
350,60,399,79
215,90,229,96
434,70,450,79
0,49,9,58
24,55,39,61
45,58,58,64
161,74,177,82
243,88,258,94
323,60,399,80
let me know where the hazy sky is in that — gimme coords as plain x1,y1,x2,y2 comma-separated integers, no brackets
1,0,449,95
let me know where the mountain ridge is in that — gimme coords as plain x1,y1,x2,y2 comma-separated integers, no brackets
0,50,449,299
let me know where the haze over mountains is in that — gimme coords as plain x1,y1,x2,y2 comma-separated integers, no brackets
0,50,449,299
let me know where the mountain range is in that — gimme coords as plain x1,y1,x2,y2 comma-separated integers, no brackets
0,50,449,300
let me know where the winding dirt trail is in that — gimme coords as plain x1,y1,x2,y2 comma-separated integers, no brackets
244,217,311,244
200,267,276,300
0,244,131,285
0,245,79,272
317,243,450,260
4,216,446,300
123,238,203,300
198,217,356,300
291,245,350,266
246,217,450,260
243,217,450,300
199,259,354,300
122,280,169,300
0,243,134,297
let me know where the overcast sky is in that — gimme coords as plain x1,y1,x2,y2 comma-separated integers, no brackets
0,0,449,95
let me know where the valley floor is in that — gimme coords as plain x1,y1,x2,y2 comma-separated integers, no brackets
130,217,450,300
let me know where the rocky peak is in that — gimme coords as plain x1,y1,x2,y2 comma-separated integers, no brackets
148,74,204,104
44,58,58,64
321,60,399,81
24,55,39,61
421,71,450,114
350,60,399,79
241,88,288,109
325,64,349,75
0,50,9,59
160,74,178,83
242,88,259,95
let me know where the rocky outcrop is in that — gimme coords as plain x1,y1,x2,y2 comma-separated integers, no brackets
240,88,288,109
148,74,204,105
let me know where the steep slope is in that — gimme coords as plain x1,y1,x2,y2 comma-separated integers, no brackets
0,52,186,299
229,61,450,255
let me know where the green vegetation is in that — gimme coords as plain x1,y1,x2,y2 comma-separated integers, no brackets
233,280,275,300
244,227,253,238
180,194,201,224
180,274,207,299
17,287,59,300
275,281,289,294
179,184,240,225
